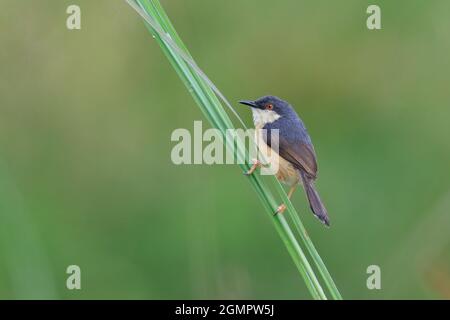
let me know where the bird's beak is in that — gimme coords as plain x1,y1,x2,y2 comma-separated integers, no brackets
239,100,262,109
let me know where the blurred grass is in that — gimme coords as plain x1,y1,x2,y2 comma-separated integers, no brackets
0,0,449,299
0,161,57,299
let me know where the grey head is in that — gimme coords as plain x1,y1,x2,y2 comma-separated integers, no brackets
239,95,311,144
239,95,299,127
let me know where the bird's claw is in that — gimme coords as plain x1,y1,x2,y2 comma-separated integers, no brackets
244,158,261,176
274,203,287,215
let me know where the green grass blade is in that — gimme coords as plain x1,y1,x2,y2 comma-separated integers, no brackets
276,188,342,299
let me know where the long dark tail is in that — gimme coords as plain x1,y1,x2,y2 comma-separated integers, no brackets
299,170,330,227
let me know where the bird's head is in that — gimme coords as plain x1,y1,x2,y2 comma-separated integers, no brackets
239,95,294,127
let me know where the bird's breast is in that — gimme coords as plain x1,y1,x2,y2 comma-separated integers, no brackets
254,125,300,187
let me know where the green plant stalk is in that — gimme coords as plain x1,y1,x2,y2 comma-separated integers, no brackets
276,188,342,299
128,0,341,299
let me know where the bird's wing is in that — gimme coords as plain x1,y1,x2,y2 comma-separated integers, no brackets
277,135,318,179
263,127,318,179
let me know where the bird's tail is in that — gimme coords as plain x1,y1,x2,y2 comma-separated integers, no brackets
300,171,330,227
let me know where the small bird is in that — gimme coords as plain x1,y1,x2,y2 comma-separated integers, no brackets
239,96,330,226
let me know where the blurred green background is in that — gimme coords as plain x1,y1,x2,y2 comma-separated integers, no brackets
1,0,450,299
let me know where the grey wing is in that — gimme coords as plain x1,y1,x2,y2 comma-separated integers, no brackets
264,127,318,179
278,135,317,179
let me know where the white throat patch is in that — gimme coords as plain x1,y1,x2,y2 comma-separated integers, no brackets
252,109,281,127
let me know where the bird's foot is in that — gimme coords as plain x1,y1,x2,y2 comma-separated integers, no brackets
244,158,262,176
274,203,287,215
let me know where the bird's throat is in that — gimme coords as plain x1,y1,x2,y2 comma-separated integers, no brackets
251,109,281,127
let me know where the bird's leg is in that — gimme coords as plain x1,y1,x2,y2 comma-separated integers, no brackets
275,184,298,215
244,158,263,176
287,184,297,198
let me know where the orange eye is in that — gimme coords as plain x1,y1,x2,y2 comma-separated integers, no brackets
266,104,273,110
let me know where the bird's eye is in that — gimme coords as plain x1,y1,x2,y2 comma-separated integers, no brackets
266,104,273,110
